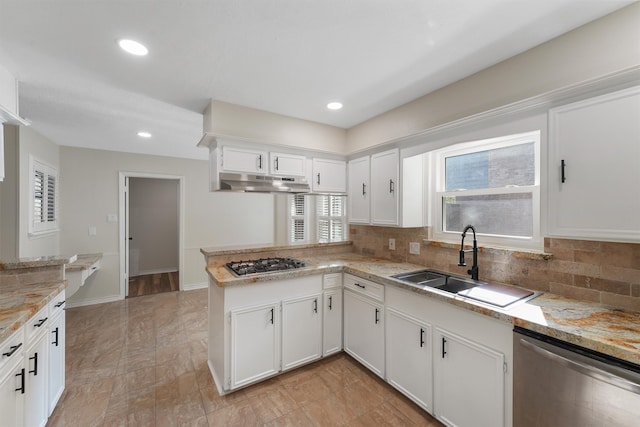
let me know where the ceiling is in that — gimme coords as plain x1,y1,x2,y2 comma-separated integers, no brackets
0,1,634,160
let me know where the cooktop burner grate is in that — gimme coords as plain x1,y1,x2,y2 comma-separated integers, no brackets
226,257,306,276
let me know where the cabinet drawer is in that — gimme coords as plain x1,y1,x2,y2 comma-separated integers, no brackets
50,290,66,318
344,274,384,302
25,305,49,342
323,273,342,289
0,327,24,370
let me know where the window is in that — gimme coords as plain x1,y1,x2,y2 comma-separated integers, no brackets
317,195,347,243
433,131,540,249
289,194,308,243
29,156,58,235
287,195,347,243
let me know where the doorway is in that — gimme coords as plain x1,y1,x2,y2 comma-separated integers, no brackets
118,172,185,299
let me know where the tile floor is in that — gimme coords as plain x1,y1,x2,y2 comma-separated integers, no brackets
48,289,444,426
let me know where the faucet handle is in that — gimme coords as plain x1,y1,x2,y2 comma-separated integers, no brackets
458,250,466,266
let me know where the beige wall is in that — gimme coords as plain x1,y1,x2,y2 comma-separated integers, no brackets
18,126,60,257
0,125,18,259
59,146,275,305
347,3,640,153
204,100,348,154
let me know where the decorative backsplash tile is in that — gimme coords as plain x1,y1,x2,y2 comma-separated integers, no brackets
349,225,640,312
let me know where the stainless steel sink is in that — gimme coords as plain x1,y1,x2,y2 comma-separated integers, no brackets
391,269,535,308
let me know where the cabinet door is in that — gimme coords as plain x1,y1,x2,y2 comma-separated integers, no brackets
270,152,306,177
322,289,343,356
343,290,384,378
221,146,268,174
371,149,399,225
282,294,322,371
386,308,433,413
312,158,346,193
48,311,65,416
25,332,49,427
0,358,24,427
348,156,370,223
548,86,640,241
230,303,280,389
434,328,505,427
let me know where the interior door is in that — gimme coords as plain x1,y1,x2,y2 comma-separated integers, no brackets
124,176,130,297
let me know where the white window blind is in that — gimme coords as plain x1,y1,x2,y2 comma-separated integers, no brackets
289,194,307,243
317,195,347,243
29,156,58,235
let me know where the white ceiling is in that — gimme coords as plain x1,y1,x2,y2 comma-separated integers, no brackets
0,1,634,160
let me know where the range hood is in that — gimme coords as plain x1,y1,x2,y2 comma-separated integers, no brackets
218,172,310,193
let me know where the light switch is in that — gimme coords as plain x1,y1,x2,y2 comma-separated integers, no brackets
389,238,396,250
107,214,118,223
88,226,97,236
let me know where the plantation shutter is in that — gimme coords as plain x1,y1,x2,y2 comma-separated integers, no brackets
289,194,306,243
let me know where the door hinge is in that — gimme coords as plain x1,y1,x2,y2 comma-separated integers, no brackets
503,362,508,374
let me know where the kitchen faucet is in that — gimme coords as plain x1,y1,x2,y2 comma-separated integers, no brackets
458,225,479,280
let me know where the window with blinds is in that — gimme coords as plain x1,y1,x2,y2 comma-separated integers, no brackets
317,195,347,243
29,156,58,235
289,194,307,243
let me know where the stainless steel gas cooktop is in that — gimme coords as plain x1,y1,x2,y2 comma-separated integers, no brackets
226,257,306,276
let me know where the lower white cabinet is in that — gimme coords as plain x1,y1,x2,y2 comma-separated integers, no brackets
0,328,25,427
385,308,433,413
230,302,280,389
343,289,385,378
434,328,505,427
322,289,342,356
24,330,49,427
282,294,323,371
48,293,66,416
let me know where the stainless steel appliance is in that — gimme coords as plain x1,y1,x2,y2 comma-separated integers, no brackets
218,172,310,193
226,257,306,276
514,327,640,426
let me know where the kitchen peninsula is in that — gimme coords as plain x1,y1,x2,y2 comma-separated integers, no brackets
202,242,640,426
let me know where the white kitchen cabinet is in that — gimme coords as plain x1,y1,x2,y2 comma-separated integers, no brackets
221,146,268,174
343,275,384,378
434,328,505,427
322,273,343,356
348,156,370,223
270,152,306,177
230,302,280,389
312,158,346,193
371,149,399,225
0,327,25,427
24,331,48,427
282,294,322,371
548,86,640,242
385,308,433,413
48,292,65,416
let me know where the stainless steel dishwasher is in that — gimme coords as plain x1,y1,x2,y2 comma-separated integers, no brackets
514,327,640,426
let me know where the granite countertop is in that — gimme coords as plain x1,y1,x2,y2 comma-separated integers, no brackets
205,252,640,366
65,253,102,272
0,281,65,344
0,254,77,270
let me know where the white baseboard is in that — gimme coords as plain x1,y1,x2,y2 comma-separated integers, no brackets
66,294,122,308
182,282,207,291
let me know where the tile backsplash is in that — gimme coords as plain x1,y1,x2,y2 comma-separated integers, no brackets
349,225,640,312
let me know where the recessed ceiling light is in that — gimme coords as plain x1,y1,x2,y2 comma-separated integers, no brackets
137,131,152,138
118,39,148,56
327,102,343,110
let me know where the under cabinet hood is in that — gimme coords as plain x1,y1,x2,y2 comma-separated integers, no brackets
218,172,310,193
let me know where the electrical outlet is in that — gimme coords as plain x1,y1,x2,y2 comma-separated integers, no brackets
389,238,395,250
409,242,420,255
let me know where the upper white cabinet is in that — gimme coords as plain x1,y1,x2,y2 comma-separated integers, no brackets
348,156,371,223
269,152,306,177
348,149,423,227
220,146,268,174
371,149,400,225
548,86,640,242
312,158,346,193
